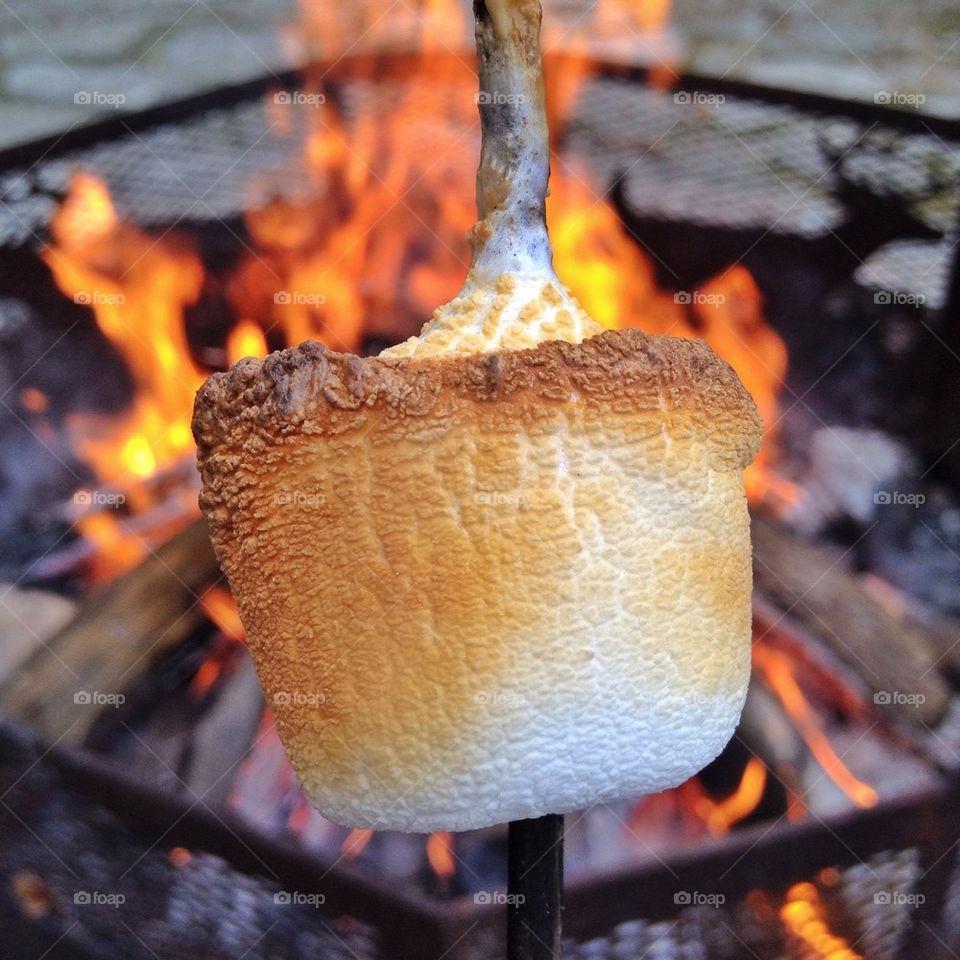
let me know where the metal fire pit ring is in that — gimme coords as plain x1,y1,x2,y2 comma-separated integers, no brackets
2,720,959,959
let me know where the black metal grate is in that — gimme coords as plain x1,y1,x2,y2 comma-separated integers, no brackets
2,57,960,960
1,58,957,304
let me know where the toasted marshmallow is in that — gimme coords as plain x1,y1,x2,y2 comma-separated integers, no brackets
192,0,762,832
381,274,603,358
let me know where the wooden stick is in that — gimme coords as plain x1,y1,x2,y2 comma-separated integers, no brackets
468,0,553,282
507,814,564,960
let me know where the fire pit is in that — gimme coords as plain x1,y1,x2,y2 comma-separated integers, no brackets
1,10,960,960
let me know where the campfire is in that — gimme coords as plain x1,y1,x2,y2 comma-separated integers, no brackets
1,0,959,958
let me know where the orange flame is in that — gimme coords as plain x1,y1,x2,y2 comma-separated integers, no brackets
77,512,146,580
633,0,674,33
694,757,767,834
753,645,878,809
548,179,791,505
188,655,224,699
340,827,374,861
45,173,204,491
47,0,789,584
200,586,246,643
44,172,207,575
51,171,117,249
426,831,455,879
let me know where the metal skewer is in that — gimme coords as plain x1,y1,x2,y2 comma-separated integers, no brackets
507,814,564,960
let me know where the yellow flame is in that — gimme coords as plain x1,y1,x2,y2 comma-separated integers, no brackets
226,320,270,365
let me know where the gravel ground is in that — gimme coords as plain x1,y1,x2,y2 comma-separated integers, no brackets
0,0,299,148
672,0,960,120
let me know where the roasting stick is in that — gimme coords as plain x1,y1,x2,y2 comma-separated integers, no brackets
471,3,566,957
469,0,553,282
507,814,565,960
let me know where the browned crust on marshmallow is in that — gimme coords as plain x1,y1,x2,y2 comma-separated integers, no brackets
191,328,761,829
193,328,763,480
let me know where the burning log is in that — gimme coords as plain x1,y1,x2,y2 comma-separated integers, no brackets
0,585,77,686
0,518,220,745
751,514,951,728
184,654,265,806
737,682,807,798
752,594,877,722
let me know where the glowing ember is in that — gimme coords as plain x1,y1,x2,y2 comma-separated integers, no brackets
169,847,192,868
753,645,878,809
780,882,862,960
20,387,49,414
287,797,313,835
785,778,809,823
189,590,246,698
188,646,229,699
